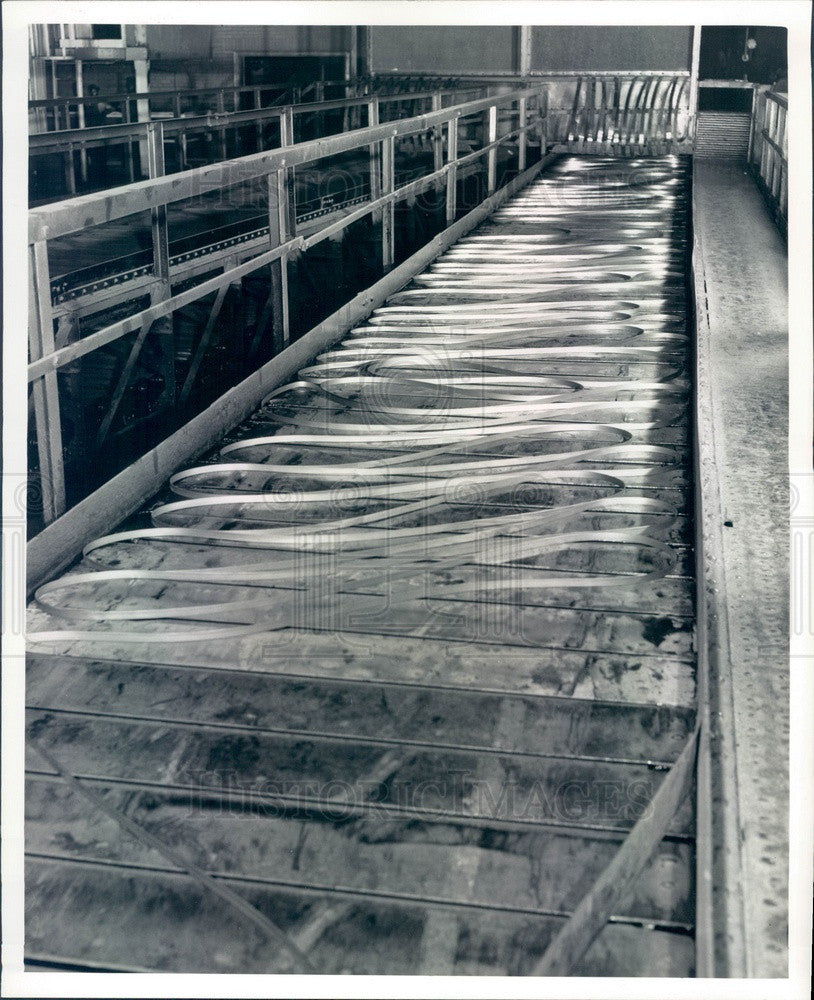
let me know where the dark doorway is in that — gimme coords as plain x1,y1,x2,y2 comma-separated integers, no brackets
699,25,787,85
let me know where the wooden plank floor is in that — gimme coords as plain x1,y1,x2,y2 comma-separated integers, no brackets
26,154,696,976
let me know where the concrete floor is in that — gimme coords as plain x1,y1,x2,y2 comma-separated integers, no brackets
693,159,788,976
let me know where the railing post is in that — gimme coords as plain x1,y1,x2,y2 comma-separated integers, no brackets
75,62,89,184
538,89,548,154
215,89,228,160
518,96,527,171
281,106,297,235
446,115,458,224
747,87,757,162
63,142,77,197
368,97,382,221
487,103,498,193
381,134,396,271
268,169,291,351
146,123,171,288
29,241,67,523
754,91,764,169
431,93,444,185
268,108,294,351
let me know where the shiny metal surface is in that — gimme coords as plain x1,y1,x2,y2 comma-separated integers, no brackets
27,155,697,975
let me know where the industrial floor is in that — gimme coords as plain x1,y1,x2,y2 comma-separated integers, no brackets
25,154,700,975
693,158,789,977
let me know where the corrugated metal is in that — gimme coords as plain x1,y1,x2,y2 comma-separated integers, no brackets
694,112,751,159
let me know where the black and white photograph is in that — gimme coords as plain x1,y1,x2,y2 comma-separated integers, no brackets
1,0,811,995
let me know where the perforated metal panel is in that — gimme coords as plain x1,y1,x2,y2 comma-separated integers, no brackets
694,111,751,159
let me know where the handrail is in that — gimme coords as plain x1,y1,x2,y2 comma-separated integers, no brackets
765,89,788,110
29,79,352,113
29,86,538,244
27,84,548,523
749,86,787,229
697,79,758,89
29,83,487,204
27,70,696,526
30,86,483,150
30,105,287,152
28,79,484,134
371,70,690,81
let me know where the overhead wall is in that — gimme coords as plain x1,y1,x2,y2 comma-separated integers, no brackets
370,24,693,74
138,24,693,87
145,24,352,59
144,24,354,94
530,26,693,72
141,24,692,75
371,26,517,73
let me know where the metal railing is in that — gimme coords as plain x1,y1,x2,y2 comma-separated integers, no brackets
374,72,692,150
30,85,486,201
29,78,354,133
750,87,787,229
28,85,547,525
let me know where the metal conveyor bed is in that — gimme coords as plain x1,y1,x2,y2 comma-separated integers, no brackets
25,154,698,976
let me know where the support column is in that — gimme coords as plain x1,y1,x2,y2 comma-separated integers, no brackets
147,123,170,285
519,26,532,78
134,55,151,175
431,93,444,187
29,241,66,523
368,97,382,221
348,27,358,87
75,59,88,184
268,108,295,352
145,121,174,416
487,104,498,193
446,117,458,225
538,89,548,155
381,134,395,271
688,26,702,144
358,26,373,82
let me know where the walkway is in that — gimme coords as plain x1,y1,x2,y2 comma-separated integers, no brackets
694,158,789,977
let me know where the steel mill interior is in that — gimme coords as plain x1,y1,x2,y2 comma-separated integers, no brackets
16,16,792,983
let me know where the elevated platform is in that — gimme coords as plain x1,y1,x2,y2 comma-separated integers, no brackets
693,158,789,977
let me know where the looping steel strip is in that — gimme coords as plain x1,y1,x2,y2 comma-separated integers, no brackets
30,156,689,646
